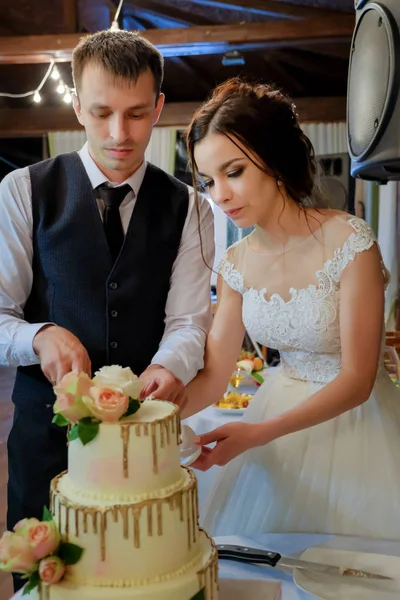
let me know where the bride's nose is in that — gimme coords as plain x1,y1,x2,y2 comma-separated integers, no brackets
212,179,232,206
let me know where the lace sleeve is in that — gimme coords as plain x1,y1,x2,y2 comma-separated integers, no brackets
333,217,390,285
218,246,245,294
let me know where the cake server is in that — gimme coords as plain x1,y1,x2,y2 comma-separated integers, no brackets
216,544,392,580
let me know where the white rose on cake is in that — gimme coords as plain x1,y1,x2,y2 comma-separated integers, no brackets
92,365,143,399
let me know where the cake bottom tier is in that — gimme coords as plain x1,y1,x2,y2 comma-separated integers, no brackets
31,533,218,600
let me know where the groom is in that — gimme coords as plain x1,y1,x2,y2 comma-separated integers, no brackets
0,29,214,590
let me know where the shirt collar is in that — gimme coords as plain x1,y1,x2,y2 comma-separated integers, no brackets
78,142,147,197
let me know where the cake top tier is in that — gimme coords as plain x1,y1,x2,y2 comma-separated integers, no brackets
66,399,184,503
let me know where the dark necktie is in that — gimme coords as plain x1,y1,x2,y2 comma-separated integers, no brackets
97,184,131,262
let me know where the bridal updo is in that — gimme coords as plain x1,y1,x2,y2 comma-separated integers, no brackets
186,77,319,208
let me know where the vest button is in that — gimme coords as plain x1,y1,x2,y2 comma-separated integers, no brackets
110,341,118,349
109,282,118,290
111,310,118,318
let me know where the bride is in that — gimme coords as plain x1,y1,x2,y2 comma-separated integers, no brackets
182,77,400,539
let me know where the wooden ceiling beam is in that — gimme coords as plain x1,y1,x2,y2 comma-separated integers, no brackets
0,17,355,64
0,97,347,136
184,0,345,20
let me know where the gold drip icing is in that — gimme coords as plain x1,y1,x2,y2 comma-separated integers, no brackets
112,405,180,483
147,504,153,536
64,506,70,537
133,506,142,548
51,466,197,566
83,511,88,534
186,490,191,550
75,508,79,537
120,424,130,478
151,423,158,474
196,532,219,600
39,582,50,600
92,510,98,534
121,506,129,539
157,502,162,536
100,512,107,561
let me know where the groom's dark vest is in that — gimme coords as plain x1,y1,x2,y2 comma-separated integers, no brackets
12,152,189,410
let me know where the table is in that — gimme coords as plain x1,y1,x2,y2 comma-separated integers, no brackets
11,534,400,599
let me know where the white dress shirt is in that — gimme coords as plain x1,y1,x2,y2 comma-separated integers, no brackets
0,143,215,385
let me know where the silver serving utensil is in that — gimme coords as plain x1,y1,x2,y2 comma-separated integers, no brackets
217,544,392,580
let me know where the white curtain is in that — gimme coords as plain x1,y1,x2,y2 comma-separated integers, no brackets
48,128,177,175
301,122,348,155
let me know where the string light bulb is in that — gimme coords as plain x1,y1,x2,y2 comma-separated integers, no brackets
63,90,72,104
51,66,60,80
56,82,65,94
33,91,41,103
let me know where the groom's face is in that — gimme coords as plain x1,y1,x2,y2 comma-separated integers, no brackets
73,62,164,183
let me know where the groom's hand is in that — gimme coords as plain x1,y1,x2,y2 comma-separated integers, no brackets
33,324,91,385
139,364,187,409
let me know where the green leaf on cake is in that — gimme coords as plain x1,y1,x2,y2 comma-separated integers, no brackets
190,589,206,600
122,397,141,418
77,417,100,445
69,424,79,442
58,542,84,565
52,414,70,427
22,570,40,596
42,506,53,522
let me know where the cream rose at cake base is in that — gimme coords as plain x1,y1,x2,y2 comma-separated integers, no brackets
33,367,217,600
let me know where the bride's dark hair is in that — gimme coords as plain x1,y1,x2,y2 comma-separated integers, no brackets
186,77,323,209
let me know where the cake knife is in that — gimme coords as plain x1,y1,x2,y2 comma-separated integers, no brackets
216,544,392,580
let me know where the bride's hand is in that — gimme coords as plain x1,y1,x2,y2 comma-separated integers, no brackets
191,422,268,471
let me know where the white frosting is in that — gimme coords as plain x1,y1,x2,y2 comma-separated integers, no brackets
67,399,182,500
52,469,202,585
30,533,218,600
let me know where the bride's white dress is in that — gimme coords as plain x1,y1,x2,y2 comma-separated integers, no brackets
201,214,400,540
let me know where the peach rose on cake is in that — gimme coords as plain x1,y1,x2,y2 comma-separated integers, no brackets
92,365,143,399
39,556,65,584
53,372,93,423
13,518,60,560
83,387,129,422
0,531,36,574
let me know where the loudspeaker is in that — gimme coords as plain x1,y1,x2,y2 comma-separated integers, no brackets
318,153,355,213
347,1,400,183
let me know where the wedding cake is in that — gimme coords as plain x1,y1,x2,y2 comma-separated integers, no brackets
1,368,218,600
43,398,218,599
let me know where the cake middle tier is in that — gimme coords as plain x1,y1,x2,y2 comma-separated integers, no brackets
51,468,203,586
67,399,183,501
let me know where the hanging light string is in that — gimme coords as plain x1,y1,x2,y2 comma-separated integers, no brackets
0,2,125,103
0,60,55,99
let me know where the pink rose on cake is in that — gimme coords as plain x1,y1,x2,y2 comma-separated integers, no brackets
92,365,143,399
39,555,65,584
83,386,129,422
53,372,93,423
0,531,36,574
13,518,60,560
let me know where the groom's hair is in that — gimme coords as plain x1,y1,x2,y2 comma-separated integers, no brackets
72,29,164,99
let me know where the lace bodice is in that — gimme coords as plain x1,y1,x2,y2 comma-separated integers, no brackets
220,215,388,384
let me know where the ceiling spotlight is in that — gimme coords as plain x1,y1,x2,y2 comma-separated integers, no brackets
221,50,245,66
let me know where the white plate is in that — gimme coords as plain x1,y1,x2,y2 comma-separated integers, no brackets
294,547,400,599
179,424,202,466
212,405,246,415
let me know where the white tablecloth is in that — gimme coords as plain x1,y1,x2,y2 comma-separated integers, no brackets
11,534,400,599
